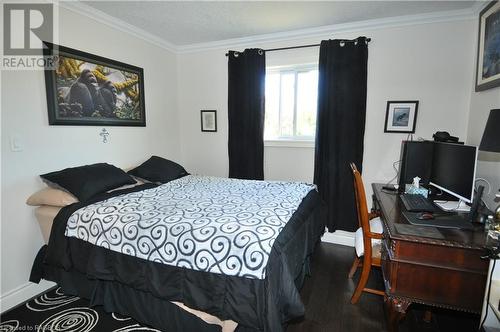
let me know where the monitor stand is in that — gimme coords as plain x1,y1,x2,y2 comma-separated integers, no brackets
434,199,471,212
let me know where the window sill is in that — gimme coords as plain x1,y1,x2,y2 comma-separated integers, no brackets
264,139,315,148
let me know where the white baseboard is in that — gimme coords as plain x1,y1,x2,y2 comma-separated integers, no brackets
0,280,56,313
321,230,355,247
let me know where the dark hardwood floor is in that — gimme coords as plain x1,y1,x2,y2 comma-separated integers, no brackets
0,242,478,332
287,242,480,332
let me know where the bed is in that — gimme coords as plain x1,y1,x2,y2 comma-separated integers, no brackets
29,164,325,332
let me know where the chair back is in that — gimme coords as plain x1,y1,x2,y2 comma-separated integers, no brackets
350,162,373,257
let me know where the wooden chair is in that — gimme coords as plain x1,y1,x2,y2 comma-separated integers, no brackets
348,162,385,304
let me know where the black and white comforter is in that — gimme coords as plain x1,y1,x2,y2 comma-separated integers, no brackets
65,175,315,279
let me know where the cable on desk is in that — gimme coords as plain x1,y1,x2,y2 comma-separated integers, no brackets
385,160,401,188
479,251,498,331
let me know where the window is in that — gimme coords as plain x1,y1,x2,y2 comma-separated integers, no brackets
264,64,318,142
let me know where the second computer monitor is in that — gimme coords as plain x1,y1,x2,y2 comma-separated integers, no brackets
429,142,478,203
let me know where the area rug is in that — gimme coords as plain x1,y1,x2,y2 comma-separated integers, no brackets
0,286,161,331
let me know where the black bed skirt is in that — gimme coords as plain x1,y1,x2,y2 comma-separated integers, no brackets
42,264,223,331
38,251,314,332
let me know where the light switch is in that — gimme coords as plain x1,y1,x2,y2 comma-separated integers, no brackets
10,135,24,152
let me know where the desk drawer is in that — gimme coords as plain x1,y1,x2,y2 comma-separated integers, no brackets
388,260,486,313
382,237,487,313
394,240,488,273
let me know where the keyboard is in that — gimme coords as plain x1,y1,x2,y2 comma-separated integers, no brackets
400,194,437,212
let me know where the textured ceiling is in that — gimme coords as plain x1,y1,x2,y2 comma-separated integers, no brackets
82,1,476,46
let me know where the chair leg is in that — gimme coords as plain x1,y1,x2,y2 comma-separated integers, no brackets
348,256,361,279
351,257,372,304
423,310,432,323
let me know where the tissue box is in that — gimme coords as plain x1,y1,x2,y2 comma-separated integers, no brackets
406,185,428,198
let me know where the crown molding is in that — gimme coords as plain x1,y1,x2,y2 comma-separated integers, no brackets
57,1,477,55
471,0,489,14
177,7,476,53
57,1,177,53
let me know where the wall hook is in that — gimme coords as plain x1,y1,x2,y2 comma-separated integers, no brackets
100,128,109,143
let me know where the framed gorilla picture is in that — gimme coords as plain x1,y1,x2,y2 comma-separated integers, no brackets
43,42,146,126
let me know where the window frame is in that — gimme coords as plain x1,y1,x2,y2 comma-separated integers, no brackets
264,63,318,144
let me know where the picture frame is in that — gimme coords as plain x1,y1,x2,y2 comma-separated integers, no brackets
200,110,217,132
476,1,500,91
43,42,146,126
384,101,419,133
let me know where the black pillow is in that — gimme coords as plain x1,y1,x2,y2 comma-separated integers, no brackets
128,156,188,183
40,163,136,201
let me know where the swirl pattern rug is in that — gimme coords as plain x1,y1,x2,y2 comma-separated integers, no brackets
0,287,161,332
65,175,315,279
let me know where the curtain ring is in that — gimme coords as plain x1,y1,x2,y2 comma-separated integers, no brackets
234,52,239,58
354,40,358,46
258,49,264,55
339,41,345,47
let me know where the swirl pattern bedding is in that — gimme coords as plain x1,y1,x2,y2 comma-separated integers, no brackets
65,175,315,279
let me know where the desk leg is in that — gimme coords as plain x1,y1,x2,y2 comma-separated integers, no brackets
384,295,411,332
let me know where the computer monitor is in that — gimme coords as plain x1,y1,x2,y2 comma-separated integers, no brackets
429,142,478,204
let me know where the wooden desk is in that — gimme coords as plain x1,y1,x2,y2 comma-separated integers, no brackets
372,183,489,332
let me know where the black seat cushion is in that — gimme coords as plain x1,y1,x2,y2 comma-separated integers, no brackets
128,156,188,183
41,163,136,201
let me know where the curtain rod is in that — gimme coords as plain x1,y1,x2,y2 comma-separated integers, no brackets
225,37,371,56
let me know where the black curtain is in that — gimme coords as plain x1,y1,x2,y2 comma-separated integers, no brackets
227,49,266,180
314,37,369,232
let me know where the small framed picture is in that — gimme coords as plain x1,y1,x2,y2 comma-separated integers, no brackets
200,110,217,132
476,1,500,91
384,101,419,133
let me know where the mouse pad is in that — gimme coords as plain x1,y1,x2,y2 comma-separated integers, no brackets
394,223,445,239
402,211,473,230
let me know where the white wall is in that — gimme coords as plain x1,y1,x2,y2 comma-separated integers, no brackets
466,18,500,210
0,7,179,310
177,19,476,204
1,5,489,312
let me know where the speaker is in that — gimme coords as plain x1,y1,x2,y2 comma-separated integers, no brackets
398,141,434,191
469,185,484,223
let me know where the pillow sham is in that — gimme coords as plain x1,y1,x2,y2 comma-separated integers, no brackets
40,163,136,201
128,156,188,183
26,187,78,207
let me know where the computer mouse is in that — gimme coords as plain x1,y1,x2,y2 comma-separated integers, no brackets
417,212,434,220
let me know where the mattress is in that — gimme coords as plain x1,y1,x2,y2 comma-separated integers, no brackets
34,205,61,245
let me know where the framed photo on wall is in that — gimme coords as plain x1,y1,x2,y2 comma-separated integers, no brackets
476,1,500,91
384,101,419,133
201,110,217,132
43,42,146,126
